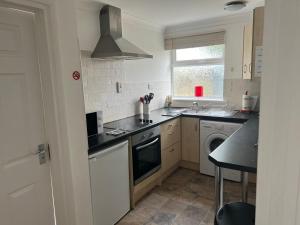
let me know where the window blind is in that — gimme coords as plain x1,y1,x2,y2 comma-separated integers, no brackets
165,31,225,50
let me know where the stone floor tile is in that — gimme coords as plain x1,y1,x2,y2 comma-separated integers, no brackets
202,211,215,224
173,215,201,225
170,189,199,205
118,168,256,225
192,196,214,210
116,213,148,225
138,193,169,209
148,212,176,225
160,199,188,215
132,204,159,220
180,205,207,222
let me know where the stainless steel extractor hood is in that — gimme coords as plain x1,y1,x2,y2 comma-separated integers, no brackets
91,5,153,60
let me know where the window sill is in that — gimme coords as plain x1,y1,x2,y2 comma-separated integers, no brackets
171,97,226,108
172,97,225,102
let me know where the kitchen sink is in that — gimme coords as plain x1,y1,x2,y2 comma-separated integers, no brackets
183,108,237,117
162,108,237,118
162,108,187,117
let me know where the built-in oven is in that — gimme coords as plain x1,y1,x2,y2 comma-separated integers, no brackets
131,126,161,185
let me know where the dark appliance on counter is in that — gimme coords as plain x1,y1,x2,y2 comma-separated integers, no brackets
86,111,103,137
131,126,161,185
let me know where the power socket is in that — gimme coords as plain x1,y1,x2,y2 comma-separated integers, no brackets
116,82,122,93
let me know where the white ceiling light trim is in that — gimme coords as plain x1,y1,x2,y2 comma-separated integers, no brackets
224,1,248,11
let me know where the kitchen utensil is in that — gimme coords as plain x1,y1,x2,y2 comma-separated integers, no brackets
140,97,144,104
144,95,149,104
149,93,154,101
143,103,150,115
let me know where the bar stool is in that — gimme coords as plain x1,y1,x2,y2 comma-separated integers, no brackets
214,202,255,225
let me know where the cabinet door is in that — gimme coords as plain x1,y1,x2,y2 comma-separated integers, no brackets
243,23,253,80
252,7,265,77
181,117,200,163
160,118,181,149
162,142,181,174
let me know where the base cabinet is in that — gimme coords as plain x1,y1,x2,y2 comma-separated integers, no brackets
160,118,181,179
161,142,181,174
181,117,200,163
161,118,181,149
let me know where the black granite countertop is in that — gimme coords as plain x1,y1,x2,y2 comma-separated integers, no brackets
88,108,252,155
208,114,258,173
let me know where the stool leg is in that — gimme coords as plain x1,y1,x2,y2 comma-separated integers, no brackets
215,166,223,213
241,172,248,203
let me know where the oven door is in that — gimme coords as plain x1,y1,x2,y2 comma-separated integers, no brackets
132,135,161,185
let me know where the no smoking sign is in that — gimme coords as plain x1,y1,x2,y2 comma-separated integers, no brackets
72,71,81,80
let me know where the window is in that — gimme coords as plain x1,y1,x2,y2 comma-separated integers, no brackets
172,44,225,99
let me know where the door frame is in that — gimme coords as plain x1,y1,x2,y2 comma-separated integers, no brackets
0,1,93,225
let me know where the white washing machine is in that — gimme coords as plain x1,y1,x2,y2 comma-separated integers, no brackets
200,120,243,182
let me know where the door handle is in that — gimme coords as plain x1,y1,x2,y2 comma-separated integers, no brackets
35,144,48,165
243,64,247,73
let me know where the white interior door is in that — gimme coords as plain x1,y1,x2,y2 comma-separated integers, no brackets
0,7,55,225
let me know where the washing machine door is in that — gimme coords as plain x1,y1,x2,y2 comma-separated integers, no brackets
204,133,228,155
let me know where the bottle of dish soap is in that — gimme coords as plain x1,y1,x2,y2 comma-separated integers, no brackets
242,91,252,112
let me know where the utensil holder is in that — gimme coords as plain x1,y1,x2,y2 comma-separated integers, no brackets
143,104,150,115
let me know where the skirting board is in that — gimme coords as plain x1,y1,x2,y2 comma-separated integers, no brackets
179,160,200,171
132,169,162,207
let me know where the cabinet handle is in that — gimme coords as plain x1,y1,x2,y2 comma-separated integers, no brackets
168,131,174,136
169,148,175,152
249,63,252,73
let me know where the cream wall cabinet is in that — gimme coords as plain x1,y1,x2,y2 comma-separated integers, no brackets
242,23,253,80
243,6,265,79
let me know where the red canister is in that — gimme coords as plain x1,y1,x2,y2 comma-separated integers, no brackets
195,86,204,97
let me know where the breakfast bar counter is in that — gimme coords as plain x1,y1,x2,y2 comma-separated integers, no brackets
208,114,259,211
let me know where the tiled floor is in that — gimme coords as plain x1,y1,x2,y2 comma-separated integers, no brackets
117,168,256,225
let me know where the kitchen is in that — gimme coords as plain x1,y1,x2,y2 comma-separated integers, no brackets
0,0,299,225
81,1,262,224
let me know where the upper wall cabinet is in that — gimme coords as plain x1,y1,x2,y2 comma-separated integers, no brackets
242,23,253,80
243,7,265,80
252,7,265,78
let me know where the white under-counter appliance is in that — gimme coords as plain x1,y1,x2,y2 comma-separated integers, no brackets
200,120,243,182
89,141,130,225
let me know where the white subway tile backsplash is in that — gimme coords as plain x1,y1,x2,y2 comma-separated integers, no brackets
81,52,260,121
224,77,261,110
81,54,171,122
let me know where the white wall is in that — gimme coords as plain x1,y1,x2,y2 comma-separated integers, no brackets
256,0,300,224
45,1,94,225
76,3,171,122
165,13,261,109
7,1,94,225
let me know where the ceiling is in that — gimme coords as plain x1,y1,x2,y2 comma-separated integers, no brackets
95,0,264,28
